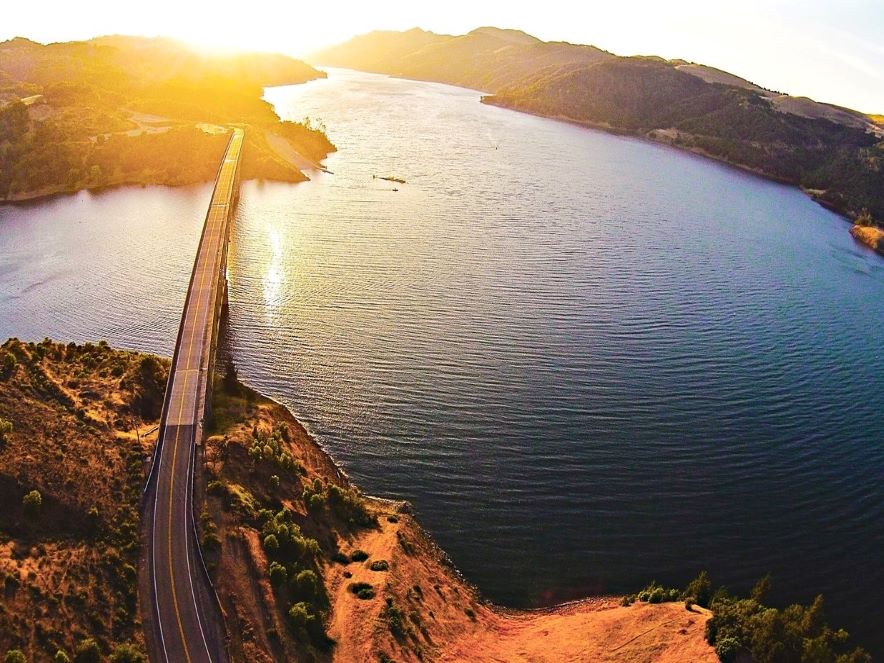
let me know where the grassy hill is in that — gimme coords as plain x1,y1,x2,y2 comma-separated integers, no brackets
0,339,166,662
0,36,335,201
315,28,884,227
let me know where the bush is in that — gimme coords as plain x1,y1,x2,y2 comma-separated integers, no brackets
22,490,42,516
714,636,743,662
109,644,147,663
73,638,101,663
291,569,322,603
262,533,279,553
684,570,712,608
53,651,71,663
370,560,389,571
382,598,407,638
0,418,12,445
350,550,369,562
4,651,26,663
331,551,349,564
348,582,375,600
268,561,287,587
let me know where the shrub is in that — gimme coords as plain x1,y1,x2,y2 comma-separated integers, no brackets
0,352,16,378
53,651,71,663
270,475,280,490
370,560,389,572
714,636,743,662
268,561,287,587
348,581,375,599
0,418,12,444
263,534,279,553
331,551,349,564
287,602,332,650
109,643,147,663
855,208,875,227
291,569,322,603
73,638,101,663
288,601,315,631
350,550,369,562
22,490,42,516
386,515,399,523
464,607,476,620
684,570,712,608
382,598,408,638
326,484,375,527
4,651,26,663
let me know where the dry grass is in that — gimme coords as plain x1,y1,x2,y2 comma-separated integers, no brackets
0,338,165,661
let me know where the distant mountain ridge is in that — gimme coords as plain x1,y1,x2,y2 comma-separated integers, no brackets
314,28,884,226
315,26,610,93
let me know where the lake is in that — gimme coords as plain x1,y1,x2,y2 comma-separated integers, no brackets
1,68,882,653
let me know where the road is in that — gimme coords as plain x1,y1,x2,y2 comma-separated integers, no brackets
145,128,243,663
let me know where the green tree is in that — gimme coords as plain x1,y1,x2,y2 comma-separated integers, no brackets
22,490,42,516
53,651,71,663
4,650,27,663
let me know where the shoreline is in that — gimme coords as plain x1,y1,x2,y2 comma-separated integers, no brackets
480,97,868,226
207,375,715,661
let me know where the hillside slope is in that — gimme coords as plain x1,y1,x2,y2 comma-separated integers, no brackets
0,339,166,661
0,36,335,201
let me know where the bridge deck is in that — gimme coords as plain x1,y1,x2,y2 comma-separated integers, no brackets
146,128,243,663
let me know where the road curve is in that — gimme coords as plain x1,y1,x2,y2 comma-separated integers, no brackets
144,128,243,663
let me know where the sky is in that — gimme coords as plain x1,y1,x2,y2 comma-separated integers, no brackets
3,0,883,113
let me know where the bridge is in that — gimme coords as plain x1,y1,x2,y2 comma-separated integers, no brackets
143,128,243,663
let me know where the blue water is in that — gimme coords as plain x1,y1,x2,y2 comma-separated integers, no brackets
1,68,882,653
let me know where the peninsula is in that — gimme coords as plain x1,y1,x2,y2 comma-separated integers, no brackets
0,339,870,662
0,36,335,202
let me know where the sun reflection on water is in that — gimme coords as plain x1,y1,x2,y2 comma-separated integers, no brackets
262,223,285,321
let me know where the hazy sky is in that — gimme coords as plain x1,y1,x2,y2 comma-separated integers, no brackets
4,0,883,113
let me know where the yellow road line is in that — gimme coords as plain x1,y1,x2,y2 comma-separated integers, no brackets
162,128,241,662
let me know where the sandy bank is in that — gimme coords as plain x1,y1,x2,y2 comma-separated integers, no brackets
850,225,884,256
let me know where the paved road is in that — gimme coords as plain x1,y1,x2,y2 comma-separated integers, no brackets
145,128,243,663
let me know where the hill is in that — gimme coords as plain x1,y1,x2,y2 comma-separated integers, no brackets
0,36,335,201
313,27,610,93
0,339,166,661
315,29,884,228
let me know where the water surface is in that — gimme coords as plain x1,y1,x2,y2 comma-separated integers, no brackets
1,68,882,653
